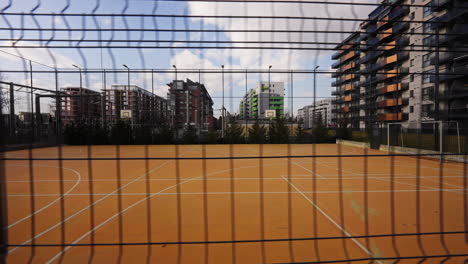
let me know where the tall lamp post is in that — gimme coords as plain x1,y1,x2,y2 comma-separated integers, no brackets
172,65,177,81
221,65,225,139
122,64,133,127
313,65,320,128
268,65,272,117
72,64,83,123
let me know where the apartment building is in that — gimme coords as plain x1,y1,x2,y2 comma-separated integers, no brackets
59,87,102,125
331,0,468,129
167,79,215,135
297,99,334,129
239,82,285,119
104,85,167,126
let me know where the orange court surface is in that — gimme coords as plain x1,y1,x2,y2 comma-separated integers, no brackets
1,144,467,264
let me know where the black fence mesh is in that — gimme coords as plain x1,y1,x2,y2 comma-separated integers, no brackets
1,0,467,263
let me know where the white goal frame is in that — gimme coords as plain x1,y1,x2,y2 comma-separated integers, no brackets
387,121,443,154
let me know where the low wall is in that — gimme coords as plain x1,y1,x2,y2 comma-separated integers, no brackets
336,139,370,149
379,145,466,163
336,139,466,163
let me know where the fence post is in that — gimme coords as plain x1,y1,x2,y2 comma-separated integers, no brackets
0,84,8,264
9,83,15,137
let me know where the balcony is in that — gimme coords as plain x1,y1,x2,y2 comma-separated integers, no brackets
397,51,409,62
377,98,409,108
389,6,409,21
378,82,409,94
332,61,341,69
436,65,468,82
383,41,397,51
436,3,468,23
440,108,468,119
344,95,353,102
395,36,409,47
378,28,393,42
377,112,408,121
377,16,390,30
343,106,350,113
431,0,451,11
439,90,468,100
438,24,468,45
331,90,340,96
393,22,409,34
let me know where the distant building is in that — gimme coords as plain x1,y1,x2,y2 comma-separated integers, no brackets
59,87,102,125
331,0,468,129
239,82,285,119
104,85,168,126
167,79,215,135
297,99,334,129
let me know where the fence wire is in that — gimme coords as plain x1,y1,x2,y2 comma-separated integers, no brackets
1,0,468,263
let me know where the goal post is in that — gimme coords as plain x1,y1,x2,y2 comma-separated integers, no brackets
387,121,444,154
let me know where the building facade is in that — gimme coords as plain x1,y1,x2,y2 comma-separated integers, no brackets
239,82,285,119
104,85,167,126
59,87,102,125
297,99,334,129
167,79,215,134
331,0,468,130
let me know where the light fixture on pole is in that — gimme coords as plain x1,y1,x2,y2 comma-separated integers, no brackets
172,65,177,81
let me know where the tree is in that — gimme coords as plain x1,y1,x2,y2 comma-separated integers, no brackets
294,123,307,143
182,125,198,144
224,116,244,144
248,119,267,144
156,121,174,144
311,115,331,143
336,118,351,140
207,129,219,144
268,117,289,144
109,121,133,145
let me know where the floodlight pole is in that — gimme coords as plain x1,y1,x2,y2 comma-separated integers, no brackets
268,65,272,117
72,64,83,124
221,65,225,139
123,64,133,128
172,65,177,81
313,65,319,129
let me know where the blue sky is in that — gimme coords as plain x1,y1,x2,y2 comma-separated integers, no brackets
0,0,375,116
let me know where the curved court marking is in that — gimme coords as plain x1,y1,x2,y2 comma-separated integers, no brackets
5,164,82,229
7,155,182,255
45,162,283,264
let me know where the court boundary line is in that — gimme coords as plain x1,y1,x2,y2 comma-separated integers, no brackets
44,162,282,264
281,176,384,264
5,164,81,229
7,189,468,197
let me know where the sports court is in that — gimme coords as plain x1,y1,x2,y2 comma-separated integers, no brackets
2,144,467,263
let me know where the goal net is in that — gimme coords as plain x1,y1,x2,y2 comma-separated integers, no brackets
386,121,462,154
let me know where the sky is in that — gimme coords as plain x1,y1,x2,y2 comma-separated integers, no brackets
0,0,377,116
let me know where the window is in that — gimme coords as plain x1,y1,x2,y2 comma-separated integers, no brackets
422,104,434,117
410,74,414,82
410,106,414,113
423,35,435,48
410,59,414,67
422,87,434,100
410,28,415,34
422,52,433,67
410,90,414,97
423,2,433,18
410,12,415,20
423,69,435,84
423,19,434,33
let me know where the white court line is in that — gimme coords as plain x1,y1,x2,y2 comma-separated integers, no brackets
280,176,384,264
292,162,325,179
8,188,468,197
7,146,199,255
6,164,81,229
4,174,465,183
45,162,280,264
